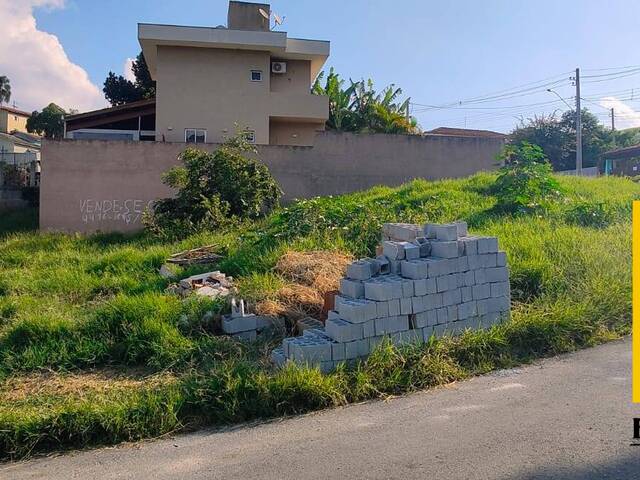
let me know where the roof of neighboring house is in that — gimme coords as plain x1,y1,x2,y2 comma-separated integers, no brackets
602,144,640,159
65,98,156,131
0,105,31,117
0,131,41,149
427,127,508,138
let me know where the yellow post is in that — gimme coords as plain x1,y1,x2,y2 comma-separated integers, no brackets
634,201,640,403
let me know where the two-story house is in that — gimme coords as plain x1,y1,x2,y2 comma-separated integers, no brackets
65,1,330,146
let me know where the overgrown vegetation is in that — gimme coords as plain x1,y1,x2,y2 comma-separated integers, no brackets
0,172,635,460
143,135,282,238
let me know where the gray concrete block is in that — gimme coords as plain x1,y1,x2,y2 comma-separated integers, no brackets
476,298,489,315
467,254,481,270
423,223,437,239
384,223,422,242
383,241,404,260
412,295,426,313
325,317,363,342
422,325,434,341
447,305,459,322
457,255,469,272
424,292,443,310
327,310,340,320
222,314,257,334
346,260,373,280
404,243,420,260
340,278,364,299
430,240,459,259
480,311,501,328
375,315,410,335
363,319,375,338
271,347,286,367
401,260,429,279
364,280,394,301
390,329,422,346
480,253,497,268
488,296,511,313
461,286,473,302
462,270,476,287
336,297,378,323
436,275,449,293
496,251,507,267
436,307,448,324
369,335,385,352
443,258,460,275
233,330,257,342
375,255,391,274
458,300,478,319
424,257,449,277
415,237,432,257
344,338,370,359
282,337,297,357
472,283,491,300
290,337,332,363
490,281,510,298
443,288,462,306
331,342,346,361
433,223,458,241
389,260,402,274
459,236,479,256
478,237,499,254
486,267,509,283
413,278,428,296
303,328,331,341
474,268,487,285
376,300,389,318
401,278,414,297
400,297,413,315
455,221,468,237
388,298,400,316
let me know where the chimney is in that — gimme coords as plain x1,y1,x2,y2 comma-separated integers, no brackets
227,1,271,31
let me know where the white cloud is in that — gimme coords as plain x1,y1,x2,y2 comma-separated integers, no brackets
123,57,136,82
0,0,107,113
599,96,640,130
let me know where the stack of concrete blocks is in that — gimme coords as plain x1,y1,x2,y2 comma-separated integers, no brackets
222,298,274,341
271,221,511,372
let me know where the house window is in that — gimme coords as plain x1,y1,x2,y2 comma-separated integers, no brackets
250,70,263,82
244,130,256,144
185,128,206,143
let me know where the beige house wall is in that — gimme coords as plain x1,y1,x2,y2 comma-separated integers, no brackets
270,59,311,93
154,46,327,145
269,120,323,146
0,110,29,134
40,132,505,234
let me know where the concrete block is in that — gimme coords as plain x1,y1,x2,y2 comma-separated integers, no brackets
282,337,297,357
424,292,443,310
443,288,462,306
474,268,487,285
384,223,422,242
271,347,286,367
455,221,468,237
364,280,394,301
389,260,402,274
412,295,426,313
375,315,409,335
375,255,391,274
363,319,375,338
480,253,497,268
459,236,479,256
401,278,414,297
430,241,459,259
480,312,501,328
458,300,478,319
415,237,432,257
346,260,373,280
289,337,332,363
376,300,389,318
401,260,429,279
233,330,257,342
424,257,449,277
336,297,378,323
325,317,362,343
457,255,469,272
303,327,331,341
433,223,458,241
436,307,449,324
437,275,458,292
404,243,420,261
478,237,499,254
383,241,404,260
490,281,510,298
476,298,489,315
331,342,346,361
443,258,460,275
467,255,481,270
390,329,422,346
462,270,476,287
222,314,257,334
447,305,459,322
369,335,385,352
364,257,381,276
422,326,434,341
339,278,364,299
461,286,473,302
486,267,509,283
423,223,437,239
415,309,438,328
388,298,400,316
413,278,428,296
400,297,413,315
487,296,511,313
496,251,507,267
472,283,491,300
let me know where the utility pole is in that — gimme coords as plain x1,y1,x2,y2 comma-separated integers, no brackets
574,68,582,175
611,107,616,148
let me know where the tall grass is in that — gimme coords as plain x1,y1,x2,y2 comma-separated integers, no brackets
0,173,635,459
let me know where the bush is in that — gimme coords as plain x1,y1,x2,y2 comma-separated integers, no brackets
565,200,615,228
144,134,282,238
492,142,563,214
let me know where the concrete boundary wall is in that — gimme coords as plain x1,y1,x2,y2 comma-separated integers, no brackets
40,131,505,233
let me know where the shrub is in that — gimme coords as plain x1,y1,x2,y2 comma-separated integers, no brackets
565,200,615,228
144,134,282,238
492,142,563,214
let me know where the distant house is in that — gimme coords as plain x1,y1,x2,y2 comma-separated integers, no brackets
427,127,508,139
65,1,330,146
0,106,40,188
602,144,640,176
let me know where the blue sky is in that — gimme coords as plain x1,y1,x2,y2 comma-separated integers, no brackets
4,0,640,132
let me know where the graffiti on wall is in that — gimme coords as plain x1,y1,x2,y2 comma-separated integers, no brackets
80,199,154,224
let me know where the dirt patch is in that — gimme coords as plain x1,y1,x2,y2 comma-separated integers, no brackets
1,369,175,403
255,250,352,322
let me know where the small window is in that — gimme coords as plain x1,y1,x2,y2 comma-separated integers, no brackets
185,128,206,144
244,130,256,144
250,70,263,82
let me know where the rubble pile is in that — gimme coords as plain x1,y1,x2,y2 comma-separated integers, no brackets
166,270,234,299
271,221,511,372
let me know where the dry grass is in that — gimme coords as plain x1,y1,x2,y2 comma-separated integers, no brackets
255,250,352,322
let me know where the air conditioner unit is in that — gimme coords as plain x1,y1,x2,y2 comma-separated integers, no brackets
271,62,287,74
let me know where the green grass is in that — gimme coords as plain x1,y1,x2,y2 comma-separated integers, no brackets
0,173,635,460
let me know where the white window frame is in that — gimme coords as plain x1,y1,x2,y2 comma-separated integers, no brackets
185,128,207,144
244,129,256,144
250,70,263,82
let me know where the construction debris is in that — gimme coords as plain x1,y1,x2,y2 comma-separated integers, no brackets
222,298,282,341
167,270,234,299
166,245,222,266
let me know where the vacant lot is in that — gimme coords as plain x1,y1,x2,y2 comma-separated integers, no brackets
0,173,635,459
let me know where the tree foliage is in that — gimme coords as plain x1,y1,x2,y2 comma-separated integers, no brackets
492,142,563,213
26,103,66,139
0,76,10,105
312,68,419,134
103,52,155,106
510,109,613,171
144,134,282,238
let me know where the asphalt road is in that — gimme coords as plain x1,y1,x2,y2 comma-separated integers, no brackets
3,338,640,479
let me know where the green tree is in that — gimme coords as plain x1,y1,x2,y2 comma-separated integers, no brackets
26,103,65,139
510,109,613,171
312,69,419,134
0,76,10,105
103,52,155,106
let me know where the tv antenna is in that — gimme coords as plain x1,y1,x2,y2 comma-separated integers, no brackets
258,7,285,29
